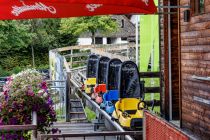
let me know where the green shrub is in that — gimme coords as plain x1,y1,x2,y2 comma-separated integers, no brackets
84,107,96,122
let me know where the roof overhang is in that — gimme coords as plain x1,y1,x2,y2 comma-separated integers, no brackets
0,0,157,20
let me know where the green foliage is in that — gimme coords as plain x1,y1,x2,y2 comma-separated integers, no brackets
0,19,77,77
0,16,117,76
60,16,118,44
0,20,33,52
84,107,96,122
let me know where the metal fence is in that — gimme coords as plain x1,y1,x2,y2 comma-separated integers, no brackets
143,111,190,140
39,131,142,140
0,77,7,92
49,51,67,121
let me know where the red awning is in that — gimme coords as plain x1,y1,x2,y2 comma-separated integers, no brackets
0,0,157,20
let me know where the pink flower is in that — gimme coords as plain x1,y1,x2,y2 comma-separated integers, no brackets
27,86,34,97
41,81,48,91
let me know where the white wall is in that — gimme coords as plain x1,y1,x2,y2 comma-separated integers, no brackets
78,37,128,45
114,38,128,44
78,38,92,45
103,37,107,44
130,15,138,25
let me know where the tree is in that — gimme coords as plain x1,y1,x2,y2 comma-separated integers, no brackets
60,16,118,44
0,19,77,76
0,20,33,52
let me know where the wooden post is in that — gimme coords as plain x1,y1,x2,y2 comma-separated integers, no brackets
70,50,73,68
32,111,37,140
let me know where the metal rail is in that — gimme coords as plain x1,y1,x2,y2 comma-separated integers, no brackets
191,75,210,81
70,76,137,140
39,131,142,140
157,5,190,8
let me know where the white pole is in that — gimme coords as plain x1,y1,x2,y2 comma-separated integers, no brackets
136,15,139,66
32,111,37,140
151,15,155,102
151,45,155,101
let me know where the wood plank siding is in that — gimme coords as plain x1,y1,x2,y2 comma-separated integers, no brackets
179,0,210,139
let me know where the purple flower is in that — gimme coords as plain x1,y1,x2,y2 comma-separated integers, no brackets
6,76,13,81
52,128,59,134
47,98,53,105
0,118,4,125
9,117,18,125
1,135,5,140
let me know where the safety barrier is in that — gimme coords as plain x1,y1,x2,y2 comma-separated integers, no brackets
39,131,142,140
143,111,189,140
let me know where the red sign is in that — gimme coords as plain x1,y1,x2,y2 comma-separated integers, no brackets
0,0,157,20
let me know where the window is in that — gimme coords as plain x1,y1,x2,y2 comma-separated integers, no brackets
95,37,103,44
121,37,127,41
191,0,205,15
121,20,124,28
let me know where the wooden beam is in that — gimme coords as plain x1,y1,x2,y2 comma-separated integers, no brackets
145,87,161,93
64,53,90,58
55,43,135,53
0,125,37,131
56,45,94,52
91,48,130,61
163,0,170,120
145,100,161,107
140,72,161,78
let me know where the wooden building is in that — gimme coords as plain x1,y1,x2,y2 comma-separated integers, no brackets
161,0,210,139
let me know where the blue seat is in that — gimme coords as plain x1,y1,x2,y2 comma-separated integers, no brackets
104,90,119,101
100,58,122,115
100,90,118,114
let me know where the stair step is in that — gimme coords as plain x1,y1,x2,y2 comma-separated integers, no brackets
70,112,85,114
70,118,87,121
70,108,84,112
52,123,93,127
71,106,83,108
70,99,81,102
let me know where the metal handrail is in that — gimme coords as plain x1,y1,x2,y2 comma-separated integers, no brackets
69,78,136,140
191,75,210,81
39,131,142,140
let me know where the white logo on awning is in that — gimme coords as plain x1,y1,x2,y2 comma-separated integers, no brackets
12,1,56,16
86,4,103,12
142,0,149,6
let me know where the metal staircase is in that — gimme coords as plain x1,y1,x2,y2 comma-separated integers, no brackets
69,94,87,123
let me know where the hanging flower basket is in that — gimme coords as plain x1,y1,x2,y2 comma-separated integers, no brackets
0,69,58,139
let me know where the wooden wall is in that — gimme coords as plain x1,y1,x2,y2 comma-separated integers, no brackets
179,0,210,139
161,0,180,120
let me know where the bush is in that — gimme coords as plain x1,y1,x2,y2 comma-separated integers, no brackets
0,66,11,77
84,107,96,122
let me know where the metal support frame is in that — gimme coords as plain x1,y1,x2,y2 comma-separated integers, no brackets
49,52,67,121
132,5,191,15
191,75,210,81
157,5,190,8
168,1,173,121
